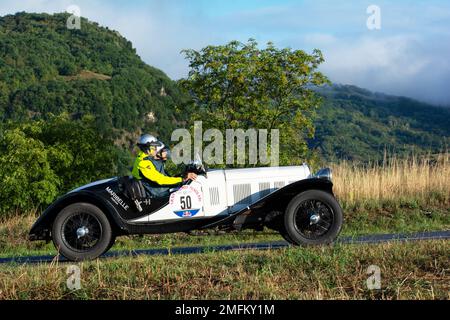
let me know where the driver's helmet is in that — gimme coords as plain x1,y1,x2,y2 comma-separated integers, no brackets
155,142,165,155
137,134,162,153
155,142,172,160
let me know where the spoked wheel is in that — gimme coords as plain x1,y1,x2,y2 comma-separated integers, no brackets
52,203,113,261
284,190,343,245
62,212,102,251
293,199,334,240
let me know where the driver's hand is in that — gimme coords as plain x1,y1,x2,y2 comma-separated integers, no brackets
184,172,198,181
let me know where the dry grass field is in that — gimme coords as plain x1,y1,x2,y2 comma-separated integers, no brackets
333,153,449,207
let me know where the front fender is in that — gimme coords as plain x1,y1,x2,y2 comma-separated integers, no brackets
263,178,334,205
29,191,126,241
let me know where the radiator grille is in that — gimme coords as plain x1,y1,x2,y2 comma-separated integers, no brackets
233,183,252,204
274,181,285,189
209,186,220,206
258,182,271,197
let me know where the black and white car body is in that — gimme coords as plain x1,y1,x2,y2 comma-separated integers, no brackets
30,161,343,261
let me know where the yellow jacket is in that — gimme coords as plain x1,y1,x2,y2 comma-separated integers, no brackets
132,151,182,186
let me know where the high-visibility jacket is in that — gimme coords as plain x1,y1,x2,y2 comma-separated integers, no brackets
132,151,182,186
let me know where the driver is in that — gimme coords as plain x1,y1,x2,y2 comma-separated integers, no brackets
153,144,171,175
132,134,197,198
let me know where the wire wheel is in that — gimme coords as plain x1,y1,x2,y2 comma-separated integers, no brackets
61,211,103,252
293,199,335,240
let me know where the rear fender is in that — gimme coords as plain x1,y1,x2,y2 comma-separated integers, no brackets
29,191,126,241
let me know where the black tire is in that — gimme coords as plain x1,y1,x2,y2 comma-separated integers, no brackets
284,190,343,246
279,227,296,244
103,235,117,254
52,203,113,261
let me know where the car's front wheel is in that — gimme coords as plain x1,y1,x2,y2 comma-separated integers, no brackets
284,190,343,245
52,202,113,261
279,226,296,244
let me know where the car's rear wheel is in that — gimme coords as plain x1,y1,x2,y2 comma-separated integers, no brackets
284,190,343,245
52,203,113,261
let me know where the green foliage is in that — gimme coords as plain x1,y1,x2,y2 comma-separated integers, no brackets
0,12,187,143
0,114,131,216
179,39,329,166
311,85,450,162
0,127,60,214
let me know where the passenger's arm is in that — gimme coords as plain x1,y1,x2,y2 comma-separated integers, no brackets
139,160,183,186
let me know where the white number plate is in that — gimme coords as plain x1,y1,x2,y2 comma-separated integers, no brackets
169,185,203,217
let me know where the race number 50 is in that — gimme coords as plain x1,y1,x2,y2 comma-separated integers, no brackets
180,196,192,209
170,185,203,217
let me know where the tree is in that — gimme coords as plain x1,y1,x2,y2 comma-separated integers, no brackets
0,124,61,215
57,60,78,76
0,81,8,117
179,39,329,166
0,114,132,216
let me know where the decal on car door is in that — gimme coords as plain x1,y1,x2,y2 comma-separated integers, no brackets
169,185,203,217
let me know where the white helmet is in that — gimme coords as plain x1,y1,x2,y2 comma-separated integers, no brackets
137,134,162,152
155,142,165,154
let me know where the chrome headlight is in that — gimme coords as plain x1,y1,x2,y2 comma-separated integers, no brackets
314,168,332,181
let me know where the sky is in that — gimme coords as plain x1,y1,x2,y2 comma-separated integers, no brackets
1,0,450,105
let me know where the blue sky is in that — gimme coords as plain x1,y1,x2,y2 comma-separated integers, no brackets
1,0,450,105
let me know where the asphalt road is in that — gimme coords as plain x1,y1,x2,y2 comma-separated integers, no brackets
0,230,448,265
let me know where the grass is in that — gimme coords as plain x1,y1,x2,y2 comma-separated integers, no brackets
0,241,448,299
332,152,449,208
61,70,112,81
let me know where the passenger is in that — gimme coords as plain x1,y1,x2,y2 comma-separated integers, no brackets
132,134,196,197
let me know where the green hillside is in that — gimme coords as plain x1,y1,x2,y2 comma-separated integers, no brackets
0,12,186,143
0,12,448,163
311,85,450,162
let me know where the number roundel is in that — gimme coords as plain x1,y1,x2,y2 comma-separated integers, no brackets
169,185,203,217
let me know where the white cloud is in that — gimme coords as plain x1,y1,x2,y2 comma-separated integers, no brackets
310,34,450,104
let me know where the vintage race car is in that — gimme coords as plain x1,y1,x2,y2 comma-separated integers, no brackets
29,160,343,261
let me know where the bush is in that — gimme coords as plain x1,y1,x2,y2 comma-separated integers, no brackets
0,127,60,215
0,114,131,216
